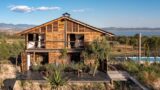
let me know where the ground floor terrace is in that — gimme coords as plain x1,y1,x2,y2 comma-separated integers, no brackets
1,62,148,90
21,49,96,71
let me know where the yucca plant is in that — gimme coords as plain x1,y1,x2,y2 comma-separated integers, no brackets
60,48,68,64
81,37,110,76
44,65,68,90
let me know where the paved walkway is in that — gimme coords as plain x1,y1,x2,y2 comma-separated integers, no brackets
108,71,149,90
107,71,128,81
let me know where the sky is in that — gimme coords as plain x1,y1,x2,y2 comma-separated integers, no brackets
0,0,160,28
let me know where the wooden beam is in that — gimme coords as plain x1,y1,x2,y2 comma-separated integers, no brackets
39,27,41,33
78,24,79,32
45,26,47,33
71,21,73,32
26,34,28,49
64,19,67,48
33,52,35,63
51,24,53,32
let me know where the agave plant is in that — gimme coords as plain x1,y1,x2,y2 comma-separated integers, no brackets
44,65,68,90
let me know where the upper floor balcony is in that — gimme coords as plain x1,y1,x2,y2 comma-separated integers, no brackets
26,34,45,49
67,34,84,49
25,33,85,50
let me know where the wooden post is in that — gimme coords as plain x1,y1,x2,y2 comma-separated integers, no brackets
67,34,71,48
33,52,36,64
78,24,79,32
71,22,73,32
26,34,28,49
64,19,67,48
51,24,53,32
45,26,47,33
138,33,141,63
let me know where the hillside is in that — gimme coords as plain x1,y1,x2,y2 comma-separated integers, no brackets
0,23,35,34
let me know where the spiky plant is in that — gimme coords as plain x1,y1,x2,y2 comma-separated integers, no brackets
44,65,68,90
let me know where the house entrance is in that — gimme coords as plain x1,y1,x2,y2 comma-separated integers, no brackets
35,53,48,65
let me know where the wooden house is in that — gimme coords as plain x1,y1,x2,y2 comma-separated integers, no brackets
19,13,114,71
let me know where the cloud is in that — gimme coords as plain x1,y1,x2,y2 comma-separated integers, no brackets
72,9,85,13
36,6,61,11
10,5,33,13
9,5,61,13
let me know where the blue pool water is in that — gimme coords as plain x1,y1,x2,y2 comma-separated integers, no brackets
128,57,160,62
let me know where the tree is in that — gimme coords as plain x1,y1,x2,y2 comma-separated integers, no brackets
60,48,68,64
142,36,160,62
10,41,24,68
82,37,110,76
117,36,127,44
0,39,10,60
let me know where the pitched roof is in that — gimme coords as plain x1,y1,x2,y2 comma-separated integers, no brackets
18,15,114,36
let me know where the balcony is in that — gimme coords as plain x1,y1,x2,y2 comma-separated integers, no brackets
67,34,84,49
67,40,84,49
27,41,45,49
26,34,45,49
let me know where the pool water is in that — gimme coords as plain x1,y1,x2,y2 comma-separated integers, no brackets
128,57,160,62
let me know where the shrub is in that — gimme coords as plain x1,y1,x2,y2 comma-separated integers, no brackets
44,64,68,90
31,65,45,72
122,61,139,75
122,61,160,89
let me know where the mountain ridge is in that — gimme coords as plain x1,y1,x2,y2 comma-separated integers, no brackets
0,23,160,36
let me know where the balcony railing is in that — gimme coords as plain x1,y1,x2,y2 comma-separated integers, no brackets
27,41,45,49
26,40,85,49
67,40,84,49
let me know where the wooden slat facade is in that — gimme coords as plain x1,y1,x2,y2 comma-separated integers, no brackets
19,14,114,71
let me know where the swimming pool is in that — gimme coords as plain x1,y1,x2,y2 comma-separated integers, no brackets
128,57,160,63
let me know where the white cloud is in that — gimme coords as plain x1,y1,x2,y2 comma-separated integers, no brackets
72,9,85,13
36,6,61,11
10,5,33,13
9,5,61,13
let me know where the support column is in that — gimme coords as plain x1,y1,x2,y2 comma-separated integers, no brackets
33,52,36,65
78,24,79,32
64,19,67,48
38,34,41,48
26,34,28,49
27,53,31,70
138,33,141,63
67,34,71,48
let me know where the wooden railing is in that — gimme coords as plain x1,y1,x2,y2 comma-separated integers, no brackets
26,41,45,49
67,40,84,49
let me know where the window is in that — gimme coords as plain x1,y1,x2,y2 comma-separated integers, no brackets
28,34,34,41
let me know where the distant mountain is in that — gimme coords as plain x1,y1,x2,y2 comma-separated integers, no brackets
0,23,36,34
0,23,36,31
0,23,160,36
103,27,160,36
